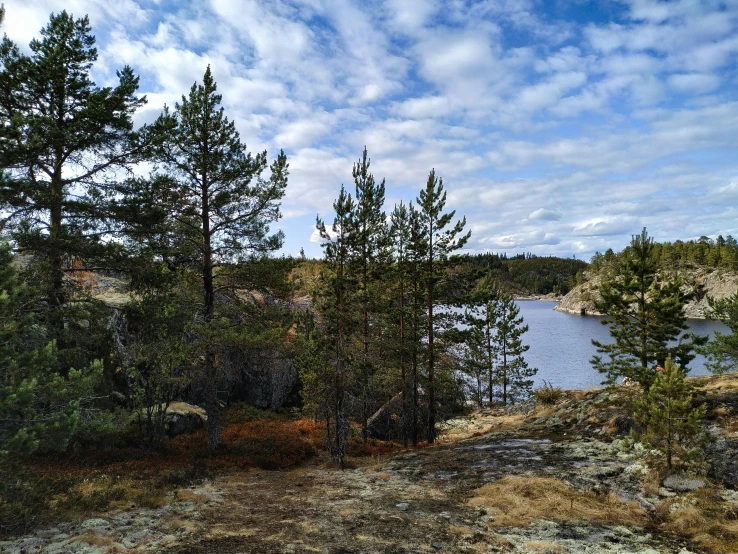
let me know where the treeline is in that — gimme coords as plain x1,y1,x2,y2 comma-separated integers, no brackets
460,252,588,295
590,235,738,273
0,11,538,473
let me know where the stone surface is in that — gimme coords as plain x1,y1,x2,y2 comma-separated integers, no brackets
662,475,707,492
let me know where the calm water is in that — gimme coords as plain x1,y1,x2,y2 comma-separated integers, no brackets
516,301,729,390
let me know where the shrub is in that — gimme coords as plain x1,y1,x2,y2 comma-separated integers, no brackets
534,381,565,406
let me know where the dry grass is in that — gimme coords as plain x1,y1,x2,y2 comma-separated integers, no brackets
468,476,646,528
524,541,567,553
695,372,738,394
71,531,123,550
653,487,738,554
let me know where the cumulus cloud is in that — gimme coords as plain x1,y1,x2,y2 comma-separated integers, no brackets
6,0,738,258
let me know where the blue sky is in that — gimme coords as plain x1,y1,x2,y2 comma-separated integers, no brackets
5,0,738,259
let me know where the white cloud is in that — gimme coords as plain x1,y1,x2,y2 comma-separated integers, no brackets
6,0,738,261
529,208,561,221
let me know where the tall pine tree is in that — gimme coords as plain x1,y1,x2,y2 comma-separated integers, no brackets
466,274,500,407
348,148,388,443
494,291,536,405
152,66,288,449
315,186,355,466
389,201,411,446
416,170,470,443
0,12,147,369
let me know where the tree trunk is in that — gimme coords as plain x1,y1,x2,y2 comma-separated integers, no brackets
202,168,220,449
400,277,408,447
427,226,435,444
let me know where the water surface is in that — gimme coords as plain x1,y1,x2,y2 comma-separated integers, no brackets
517,300,729,390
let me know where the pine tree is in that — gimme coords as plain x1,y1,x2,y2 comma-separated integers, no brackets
494,291,536,404
416,170,470,442
591,228,706,390
466,274,500,407
0,11,147,368
315,186,355,466
407,203,427,446
348,148,388,443
700,293,738,374
389,201,412,446
635,357,706,469
460,327,488,408
152,66,288,449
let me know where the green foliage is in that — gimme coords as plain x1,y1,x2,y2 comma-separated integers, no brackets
591,228,707,389
347,148,389,442
634,357,706,469
590,235,738,273
417,169,470,442
312,185,356,465
123,266,195,449
494,291,537,404
464,274,500,407
0,12,146,338
150,66,288,449
700,293,738,374
0,244,105,459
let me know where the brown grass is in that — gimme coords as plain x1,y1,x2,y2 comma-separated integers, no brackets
524,541,567,553
695,372,738,393
653,487,738,554
468,476,646,527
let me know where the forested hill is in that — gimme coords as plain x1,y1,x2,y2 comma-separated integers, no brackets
589,235,738,273
457,253,589,296
557,235,738,318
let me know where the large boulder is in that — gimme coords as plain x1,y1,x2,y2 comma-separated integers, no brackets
164,402,207,437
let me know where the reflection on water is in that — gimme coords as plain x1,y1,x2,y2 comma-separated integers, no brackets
515,301,729,390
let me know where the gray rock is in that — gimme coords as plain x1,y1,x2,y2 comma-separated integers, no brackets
662,475,706,492
164,402,207,437
80,518,109,529
707,438,738,487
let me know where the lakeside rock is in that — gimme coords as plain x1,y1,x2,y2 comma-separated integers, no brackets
555,268,738,319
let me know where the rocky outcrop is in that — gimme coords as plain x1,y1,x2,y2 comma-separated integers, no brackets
555,268,738,319
228,349,301,410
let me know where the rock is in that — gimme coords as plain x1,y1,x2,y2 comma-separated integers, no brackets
635,494,657,512
556,268,738,319
80,518,110,529
707,438,738,487
658,487,677,498
614,415,638,436
396,502,410,511
662,475,707,492
227,348,301,410
164,402,207,437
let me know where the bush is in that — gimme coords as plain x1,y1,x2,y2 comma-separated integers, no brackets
534,381,565,406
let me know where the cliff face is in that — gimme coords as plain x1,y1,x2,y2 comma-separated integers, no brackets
555,268,738,319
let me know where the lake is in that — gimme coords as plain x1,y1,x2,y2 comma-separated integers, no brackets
516,300,729,390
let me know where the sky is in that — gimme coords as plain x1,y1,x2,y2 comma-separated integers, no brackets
4,0,738,260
